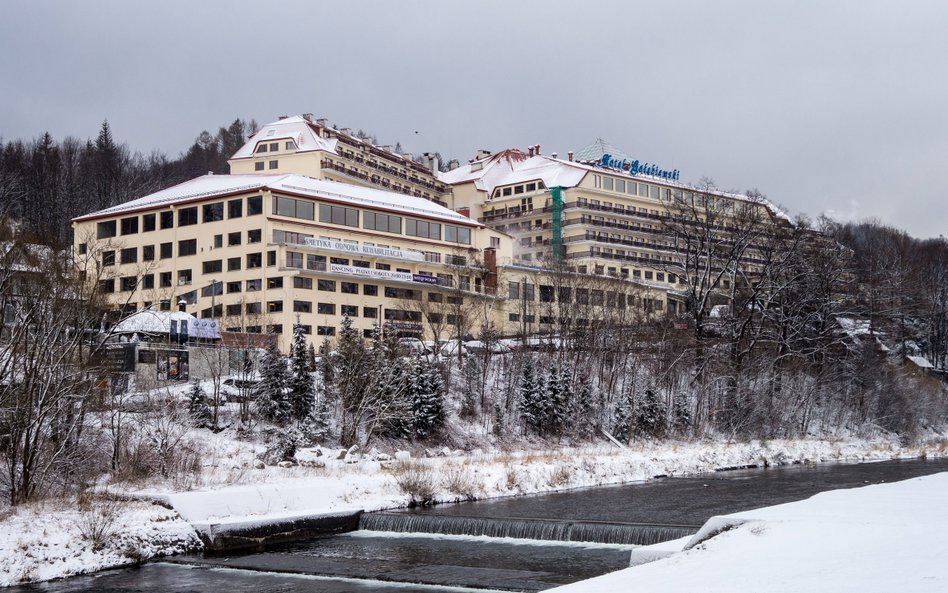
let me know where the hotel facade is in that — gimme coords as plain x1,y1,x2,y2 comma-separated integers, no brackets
73,116,785,350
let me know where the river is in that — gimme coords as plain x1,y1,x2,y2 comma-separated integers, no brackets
14,457,948,593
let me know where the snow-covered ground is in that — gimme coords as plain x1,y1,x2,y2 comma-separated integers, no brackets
549,470,948,593
1,433,945,586
0,499,200,586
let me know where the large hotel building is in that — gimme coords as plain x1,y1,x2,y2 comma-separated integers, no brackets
72,115,787,350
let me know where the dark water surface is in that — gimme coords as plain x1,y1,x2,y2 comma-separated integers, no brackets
12,457,948,593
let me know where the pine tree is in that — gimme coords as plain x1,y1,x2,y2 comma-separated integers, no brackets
459,356,481,419
254,340,289,424
287,321,316,426
673,392,692,435
306,342,318,372
518,362,547,436
187,379,211,426
634,388,667,439
612,385,635,443
574,375,595,438
409,358,445,439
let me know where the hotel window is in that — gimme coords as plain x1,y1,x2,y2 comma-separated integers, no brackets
502,187,512,196
317,302,335,315
213,234,223,248
120,276,136,291
178,206,198,226
247,196,263,216
246,279,262,291
267,250,276,266
159,272,172,287
316,326,333,336
254,162,265,171
294,277,313,289
269,142,278,151
267,276,283,289
99,279,115,293
341,304,358,317
363,211,401,233
363,307,378,318
286,252,303,268
514,185,524,194
268,160,278,169
341,282,358,294
119,247,137,264
274,196,315,220
227,231,241,246
293,300,312,313
160,211,174,229
319,203,360,227
142,274,154,289
526,182,536,192
248,229,262,243
318,279,336,292
120,216,138,235
226,281,241,294
638,184,649,197
406,219,441,240
178,269,192,285
178,239,197,257
602,177,614,191
246,252,262,268
285,140,296,150
363,284,378,296
267,300,283,313
650,186,660,199
256,144,268,153
142,213,156,232
202,260,222,274
307,254,326,271
203,202,224,223
159,242,172,259
226,304,241,316
228,198,243,218
142,245,155,261
444,225,471,245
96,220,116,239
246,302,262,314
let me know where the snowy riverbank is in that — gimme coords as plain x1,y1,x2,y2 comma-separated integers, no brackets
1,434,945,586
550,470,948,593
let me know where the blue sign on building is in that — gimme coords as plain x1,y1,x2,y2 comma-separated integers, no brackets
600,154,679,182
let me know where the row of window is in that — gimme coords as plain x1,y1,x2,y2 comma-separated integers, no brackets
490,180,547,200
507,301,665,324
255,140,296,153
95,196,264,239
100,231,264,268
593,175,663,200
507,282,665,307
271,196,472,244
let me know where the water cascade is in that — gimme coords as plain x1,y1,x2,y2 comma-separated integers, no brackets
359,512,699,546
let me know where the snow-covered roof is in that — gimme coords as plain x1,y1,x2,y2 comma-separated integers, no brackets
906,355,934,369
438,149,587,195
836,317,873,339
72,174,479,226
230,116,337,160
440,147,792,224
113,310,220,340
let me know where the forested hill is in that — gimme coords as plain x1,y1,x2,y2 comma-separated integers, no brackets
0,119,254,246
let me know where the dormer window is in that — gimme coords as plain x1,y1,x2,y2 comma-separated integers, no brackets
285,140,296,150
256,144,268,153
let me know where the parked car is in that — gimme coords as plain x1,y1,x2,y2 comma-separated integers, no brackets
221,376,260,403
464,340,512,355
397,338,431,356
439,340,467,358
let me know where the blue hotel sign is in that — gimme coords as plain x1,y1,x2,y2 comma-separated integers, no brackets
600,154,680,182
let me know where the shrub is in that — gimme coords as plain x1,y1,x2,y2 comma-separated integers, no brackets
389,461,436,506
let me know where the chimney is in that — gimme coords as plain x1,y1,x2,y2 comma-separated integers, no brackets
528,146,535,157
448,159,460,170
535,143,541,155
457,207,471,217
302,113,313,122
278,115,288,120
476,149,492,160
316,118,328,126
423,152,439,173
340,128,352,136
382,145,393,152
568,151,574,162
551,152,558,159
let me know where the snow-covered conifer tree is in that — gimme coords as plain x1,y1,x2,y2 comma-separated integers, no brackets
187,379,211,426
254,340,289,424
287,320,316,426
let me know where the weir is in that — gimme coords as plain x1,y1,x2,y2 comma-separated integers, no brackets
359,512,699,546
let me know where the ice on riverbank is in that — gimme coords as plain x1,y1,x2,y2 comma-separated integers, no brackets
551,471,948,593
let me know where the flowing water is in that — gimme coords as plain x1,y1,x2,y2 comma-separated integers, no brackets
12,457,948,592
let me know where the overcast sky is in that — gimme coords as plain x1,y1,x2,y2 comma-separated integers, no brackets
2,0,946,238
